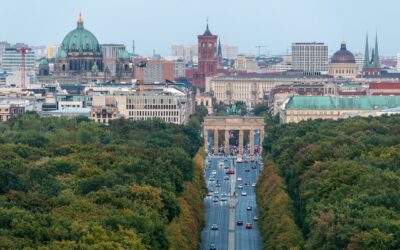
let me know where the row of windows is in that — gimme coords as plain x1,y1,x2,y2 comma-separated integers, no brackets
334,69,355,74
129,110,179,116
130,116,179,123
127,98,173,104
287,110,341,115
126,104,177,110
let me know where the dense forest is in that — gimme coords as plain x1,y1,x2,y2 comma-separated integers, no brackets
0,114,206,250
257,115,400,249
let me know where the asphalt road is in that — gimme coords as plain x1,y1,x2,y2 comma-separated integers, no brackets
200,156,262,250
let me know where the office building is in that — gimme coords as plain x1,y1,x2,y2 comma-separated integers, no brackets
292,42,328,74
47,45,61,59
235,55,258,71
91,85,193,125
1,48,35,72
133,60,174,83
101,44,127,76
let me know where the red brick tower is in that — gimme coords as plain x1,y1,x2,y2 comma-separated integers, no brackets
193,22,218,88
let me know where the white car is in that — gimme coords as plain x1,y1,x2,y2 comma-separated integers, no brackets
212,170,217,175
237,177,242,181
241,192,247,196
251,183,256,187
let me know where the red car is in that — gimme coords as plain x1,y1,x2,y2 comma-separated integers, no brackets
245,223,253,229
226,170,235,175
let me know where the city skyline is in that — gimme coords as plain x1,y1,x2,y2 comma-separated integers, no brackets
1,0,399,56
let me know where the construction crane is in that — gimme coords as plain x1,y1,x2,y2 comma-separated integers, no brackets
15,47,31,89
135,61,147,93
255,45,268,57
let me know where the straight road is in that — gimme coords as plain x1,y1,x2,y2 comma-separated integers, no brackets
200,156,262,250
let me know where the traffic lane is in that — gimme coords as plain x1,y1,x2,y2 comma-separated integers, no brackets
201,199,229,250
235,161,261,250
201,157,231,250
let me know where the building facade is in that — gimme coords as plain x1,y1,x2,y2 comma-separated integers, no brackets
91,86,193,125
292,42,328,74
206,74,332,107
280,95,400,123
1,48,35,72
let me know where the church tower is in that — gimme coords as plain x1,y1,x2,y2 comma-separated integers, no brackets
362,32,381,76
217,39,223,65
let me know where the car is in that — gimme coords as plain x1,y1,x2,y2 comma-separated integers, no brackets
237,177,242,181
212,196,219,202
213,190,219,194
251,165,257,169
245,182,249,186
226,170,235,175
245,223,253,229
224,165,229,169
253,216,259,221
211,170,217,175
220,196,228,201
209,177,215,182
241,192,247,196
207,191,213,196
251,183,256,187
238,184,243,189
216,183,221,187
210,243,216,250
236,220,244,226
211,224,218,230
247,206,252,211
245,168,250,172
223,176,230,181
224,159,228,162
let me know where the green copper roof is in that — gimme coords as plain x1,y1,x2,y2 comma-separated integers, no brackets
286,96,400,110
61,14,100,53
118,50,130,60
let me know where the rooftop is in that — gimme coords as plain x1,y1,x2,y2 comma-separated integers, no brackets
285,96,400,110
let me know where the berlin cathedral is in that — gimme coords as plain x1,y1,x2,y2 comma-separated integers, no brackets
38,14,133,84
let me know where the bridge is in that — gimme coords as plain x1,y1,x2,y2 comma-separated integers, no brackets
203,116,265,155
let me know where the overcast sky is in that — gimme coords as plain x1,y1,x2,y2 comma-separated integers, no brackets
2,0,399,56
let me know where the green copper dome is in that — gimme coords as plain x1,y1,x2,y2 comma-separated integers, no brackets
39,57,49,65
61,13,100,53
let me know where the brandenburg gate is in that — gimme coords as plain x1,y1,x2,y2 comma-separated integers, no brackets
203,116,265,155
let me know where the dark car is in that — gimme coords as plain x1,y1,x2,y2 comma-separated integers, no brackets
236,220,244,226
246,223,253,229
211,224,218,230
245,168,250,172
247,206,252,211
210,243,216,250
251,165,257,169
226,170,235,175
